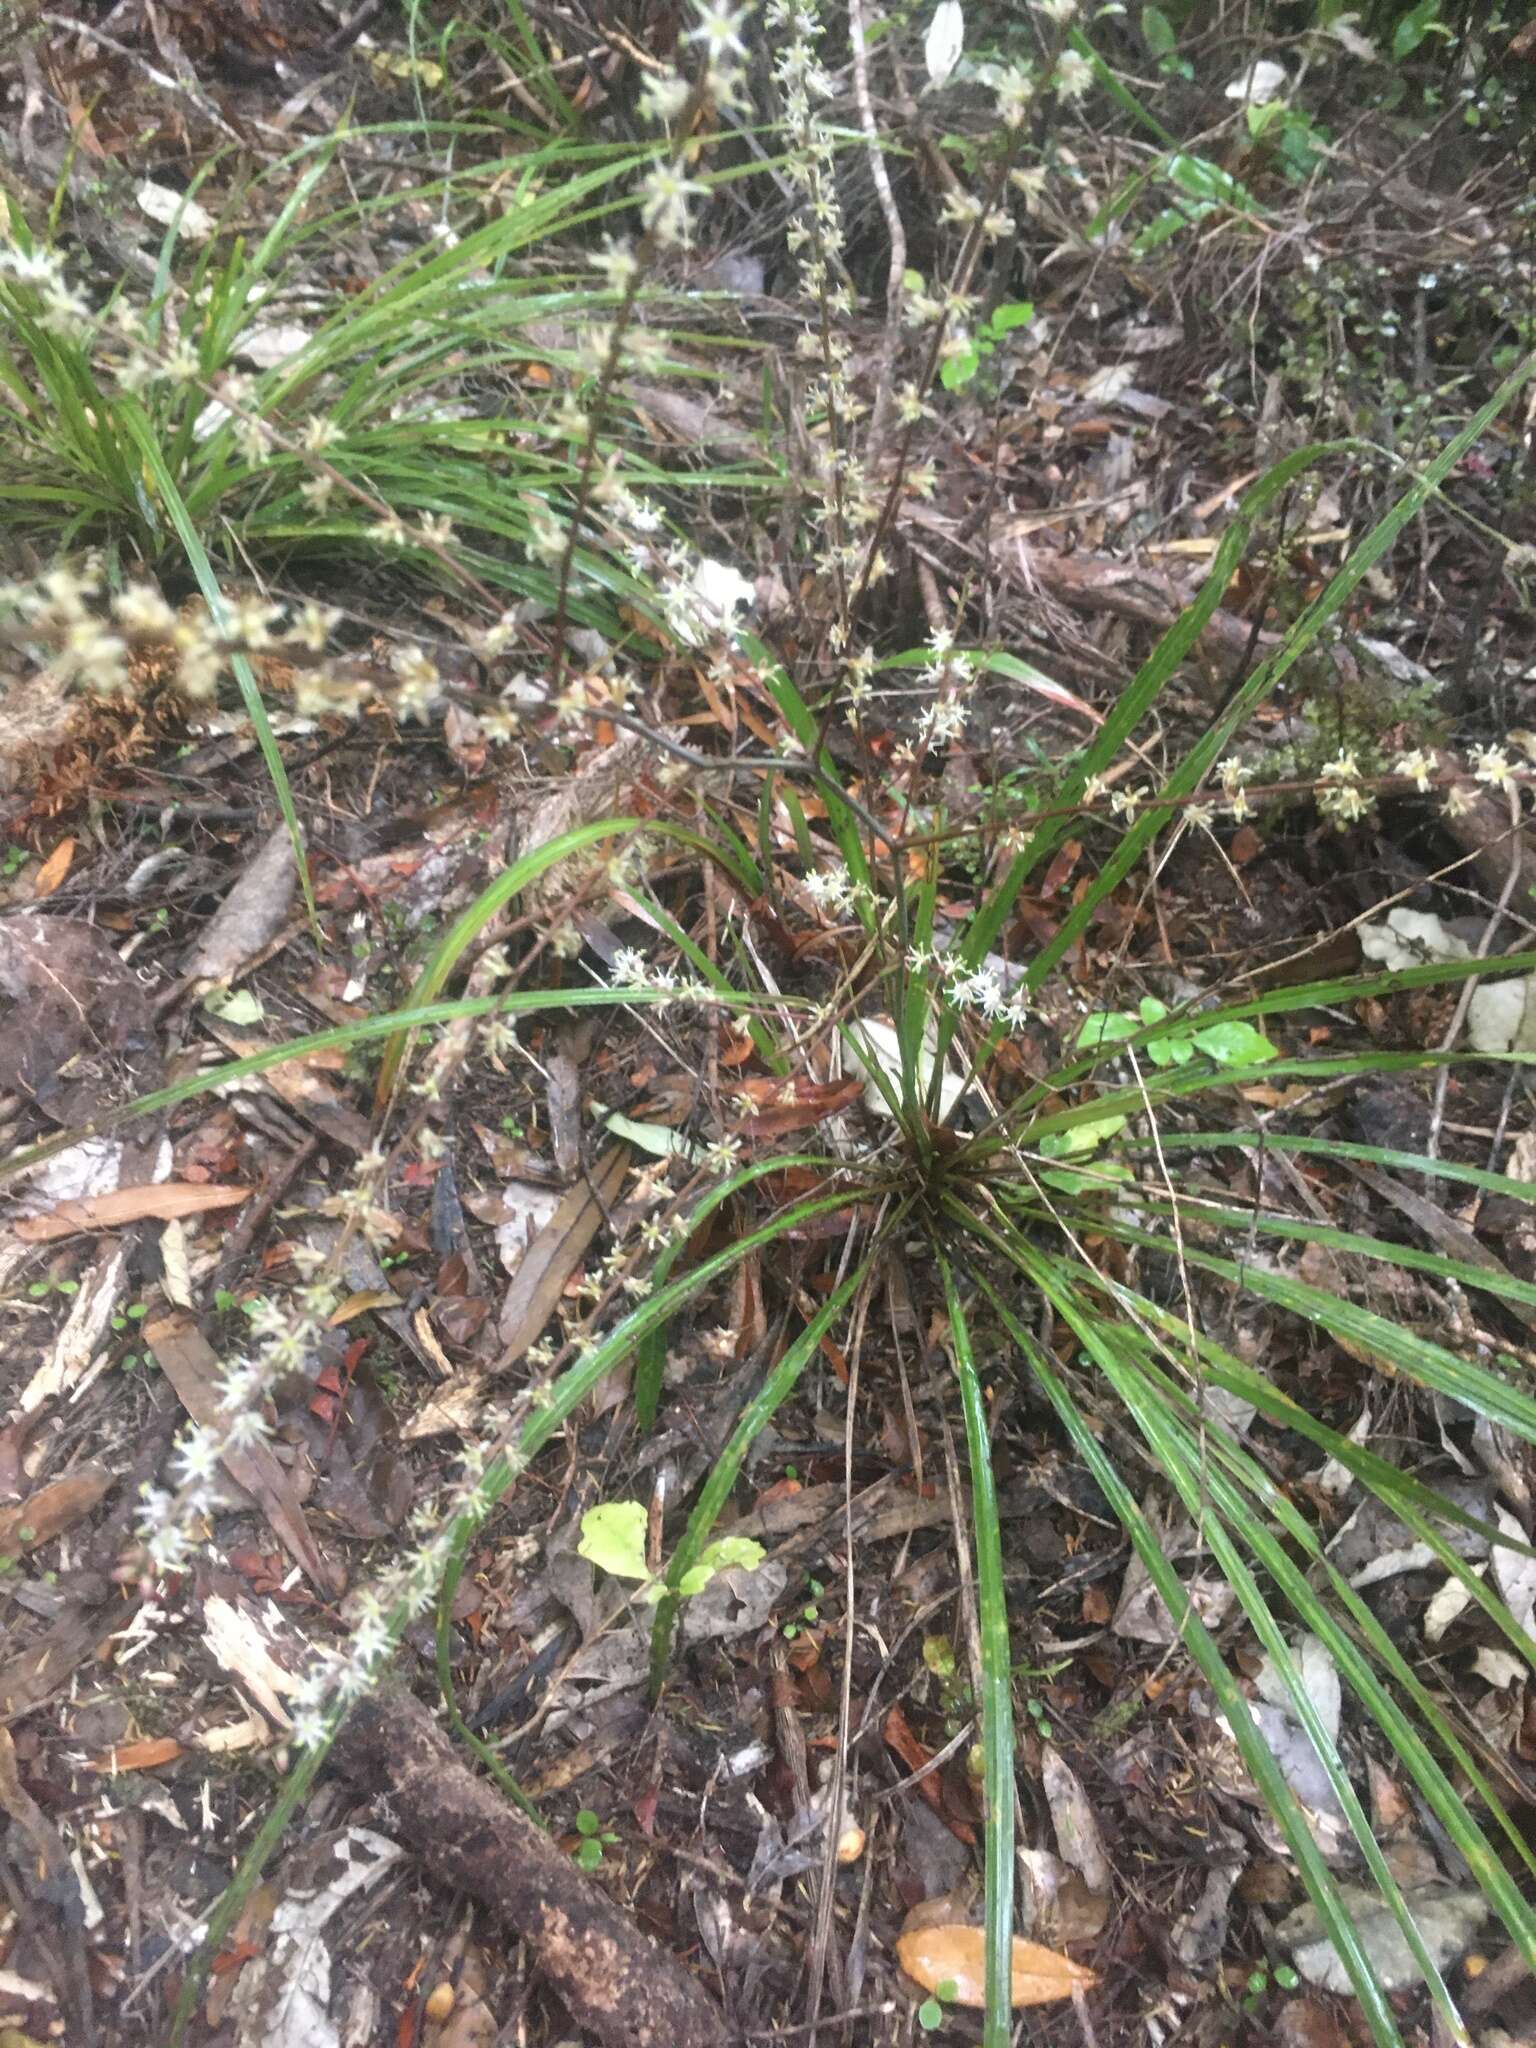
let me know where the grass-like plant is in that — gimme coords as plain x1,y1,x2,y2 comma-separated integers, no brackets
5,5,1535,2042
12,344,1521,2048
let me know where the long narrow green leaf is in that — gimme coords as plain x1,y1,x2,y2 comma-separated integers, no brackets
1108,1319,1536,1908
375,818,642,1106
0,982,783,1187
939,1257,1014,2048
117,401,318,931
646,1236,892,1694
966,1259,1408,2048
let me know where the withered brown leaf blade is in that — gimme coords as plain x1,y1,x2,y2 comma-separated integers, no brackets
145,1313,338,1592
15,1181,249,1242
497,1144,628,1364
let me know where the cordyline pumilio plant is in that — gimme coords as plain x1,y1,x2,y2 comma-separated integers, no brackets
5,2,1532,2033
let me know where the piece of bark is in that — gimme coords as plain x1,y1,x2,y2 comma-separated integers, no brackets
1432,747,1536,904
0,1463,112,1560
330,1689,723,2048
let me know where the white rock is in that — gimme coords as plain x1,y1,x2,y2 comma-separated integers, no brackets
136,181,216,241
1224,59,1288,104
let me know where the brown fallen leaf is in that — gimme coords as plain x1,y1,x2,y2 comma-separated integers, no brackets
91,1735,181,1772
182,821,297,985
32,836,75,899
146,1314,338,1592
16,1181,250,1241
497,1144,629,1363
204,1016,372,1155
896,1923,1096,2008
884,1704,976,1845
327,1290,401,1325
0,1463,112,1560
732,1075,865,1138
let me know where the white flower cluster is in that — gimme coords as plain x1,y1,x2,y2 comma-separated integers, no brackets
0,239,93,338
634,0,751,247
908,630,975,751
768,0,878,627
606,947,717,1010
137,1281,338,1575
910,943,1031,1033
0,566,486,733
287,1434,520,1748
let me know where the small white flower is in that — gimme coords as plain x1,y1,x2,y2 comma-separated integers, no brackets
1471,745,1516,793
1443,782,1475,819
113,584,177,637
703,1135,742,1175
638,71,694,127
1053,48,1094,101
689,0,751,65
588,238,639,293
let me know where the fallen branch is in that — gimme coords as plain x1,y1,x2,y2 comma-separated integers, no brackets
330,1688,724,2048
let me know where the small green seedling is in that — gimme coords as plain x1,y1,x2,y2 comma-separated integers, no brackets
1077,997,1277,1070
783,1572,825,1640
577,1500,766,1603
27,1276,79,1300
1242,1961,1299,2011
918,1978,960,2031
573,1808,620,1871
938,299,1035,391
110,1302,151,1333
1024,1693,1054,1743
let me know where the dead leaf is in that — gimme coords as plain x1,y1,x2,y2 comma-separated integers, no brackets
423,1937,497,2048
0,1724,70,1888
183,823,297,985
731,1075,865,1138
896,1922,1096,2008
227,1828,402,2048
883,1705,976,1845
201,1594,300,1728
327,1291,400,1325
15,1182,249,1241
204,1017,372,1154
0,1463,112,1560
1040,1744,1111,1894
146,1314,337,1592
497,1145,628,1361
91,1736,181,1772
31,838,75,899
1279,1882,1486,1993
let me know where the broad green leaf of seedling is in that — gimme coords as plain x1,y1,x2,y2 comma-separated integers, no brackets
1189,1018,1277,1064
579,1504,766,1599
1038,1113,1128,1159
577,1501,650,1580
678,1534,767,1596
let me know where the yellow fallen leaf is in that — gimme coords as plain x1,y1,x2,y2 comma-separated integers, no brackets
896,1923,1096,2009
32,836,74,899
328,1290,401,1326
